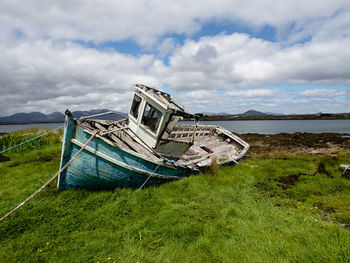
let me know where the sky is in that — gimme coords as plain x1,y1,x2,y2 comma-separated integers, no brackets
1,0,350,116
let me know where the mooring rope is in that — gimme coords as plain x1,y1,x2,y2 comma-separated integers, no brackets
139,164,161,190
0,125,64,154
0,130,100,222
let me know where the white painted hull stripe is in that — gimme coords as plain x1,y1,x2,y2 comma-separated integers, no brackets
71,139,181,180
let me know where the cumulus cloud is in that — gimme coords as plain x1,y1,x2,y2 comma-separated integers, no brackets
299,89,346,98
178,90,217,104
0,40,159,116
0,0,350,115
1,32,350,116
157,38,177,58
1,0,350,46
193,44,218,63
227,89,285,98
158,34,350,90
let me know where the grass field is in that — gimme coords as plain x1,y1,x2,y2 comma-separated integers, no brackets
0,130,350,262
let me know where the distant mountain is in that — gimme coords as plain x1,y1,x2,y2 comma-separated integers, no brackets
239,110,269,117
198,110,281,117
72,109,127,120
72,109,110,119
0,109,126,124
265,112,284,116
0,108,284,124
47,112,66,121
0,112,65,124
200,112,232,116
216,112,232,116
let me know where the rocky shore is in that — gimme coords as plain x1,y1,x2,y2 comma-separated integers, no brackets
239,133,350,156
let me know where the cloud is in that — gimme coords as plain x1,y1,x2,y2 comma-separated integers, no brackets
193,44,218,63
158,33,350,90
1,32,350,116
299,88,346,98
227,89,285,98
178,90,217,104
0,1,349,116
0,40,159,116
1,0,349,46
157,38,177,58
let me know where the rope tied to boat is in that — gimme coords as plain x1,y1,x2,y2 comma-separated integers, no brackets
0,130,100,222
138,164,161,190
0,125,64,154
162,158,178,167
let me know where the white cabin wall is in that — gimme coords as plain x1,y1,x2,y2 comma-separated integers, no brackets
128,90,172,149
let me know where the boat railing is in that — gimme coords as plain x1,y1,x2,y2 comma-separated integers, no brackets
79,111,128,120
169,125,216,139
99,126,129,136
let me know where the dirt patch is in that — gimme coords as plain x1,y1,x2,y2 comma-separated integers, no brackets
256,173,308,192
0,154,10,162
313,161,334,178
256,160,335,193
37,153,60,162
276,173,308,189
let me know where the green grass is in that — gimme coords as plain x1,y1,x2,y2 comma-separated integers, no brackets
0,128,59,153
0,132,350,262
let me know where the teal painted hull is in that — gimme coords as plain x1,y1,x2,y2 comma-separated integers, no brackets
57,117,192,190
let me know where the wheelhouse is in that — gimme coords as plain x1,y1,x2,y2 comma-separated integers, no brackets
128,84,196,156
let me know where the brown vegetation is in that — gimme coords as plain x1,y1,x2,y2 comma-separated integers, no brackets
239,133,350,156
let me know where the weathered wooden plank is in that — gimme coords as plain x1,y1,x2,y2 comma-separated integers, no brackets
109,134,131,150
177,154,212,166
118,131,157,159
79,121,94,131
163,116,183,139
94,122,132,151
149,88,171,108
93,121,156,159
95,123,108,132
100,127,128,136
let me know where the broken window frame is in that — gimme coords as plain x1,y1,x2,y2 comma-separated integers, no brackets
130,94,142,120
141,102,163,134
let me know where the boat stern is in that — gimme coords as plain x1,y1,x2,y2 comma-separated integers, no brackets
57,112,76,191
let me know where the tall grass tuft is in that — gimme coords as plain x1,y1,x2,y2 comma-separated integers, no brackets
0,134,48,153
208,156,219,176
0,129,62,153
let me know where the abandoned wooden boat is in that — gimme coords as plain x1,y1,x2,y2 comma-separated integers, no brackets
57,84,249,190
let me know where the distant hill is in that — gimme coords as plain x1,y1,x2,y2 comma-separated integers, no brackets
0,109,126,124
239,110,269,117
265,112,284,116
0,112,65,124
199,110,278,117
200,112,232,116
71,109,112,119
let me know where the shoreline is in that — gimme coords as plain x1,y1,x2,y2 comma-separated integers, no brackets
196,113,350,121
2,119,350,135
240,132,350,156
0,122,64,125
197,117,350,121
1,131,349,157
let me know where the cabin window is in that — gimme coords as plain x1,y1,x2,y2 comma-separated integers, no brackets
130,94,142,119
141,102,162,133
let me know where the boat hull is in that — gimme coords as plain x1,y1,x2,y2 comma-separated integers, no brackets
57,117,191,190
